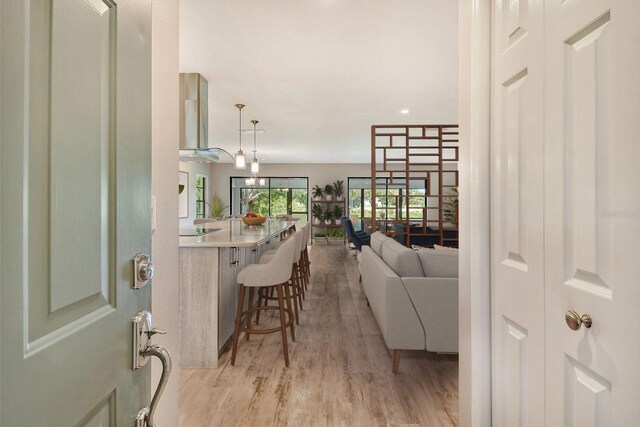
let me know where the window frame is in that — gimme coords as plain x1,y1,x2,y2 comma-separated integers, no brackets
230,176,309,220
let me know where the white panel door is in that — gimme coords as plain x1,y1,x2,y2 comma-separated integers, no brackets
1,0,153,425
544,0,640,425
490,0,546,425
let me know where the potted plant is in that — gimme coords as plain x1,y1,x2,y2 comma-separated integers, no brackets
443,187,458,225
327,227,345,243
311,203,324,225
312,185,324,201
324,210,334,225
313,231,327,244
324,184,334,201
206,194,228,219
333,180,344,201
333,204,344,222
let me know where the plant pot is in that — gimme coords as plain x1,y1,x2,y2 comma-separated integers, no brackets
324,220,332,225
336,196,343,201
313,218,321,225
325,195,333,201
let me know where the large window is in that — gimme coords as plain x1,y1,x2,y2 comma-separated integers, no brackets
195,174,207,218
230,177,309,222
348,177,429,221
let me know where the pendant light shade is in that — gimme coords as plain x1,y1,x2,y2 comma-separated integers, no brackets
250,119,260,173
235,104,246,169
235,151,246,169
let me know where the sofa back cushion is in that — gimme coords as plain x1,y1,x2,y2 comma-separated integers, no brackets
434,244,459,252
370,232,389,257
381,238,425,277
416,248,459,278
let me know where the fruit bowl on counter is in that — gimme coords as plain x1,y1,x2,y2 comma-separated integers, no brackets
242,212,267,225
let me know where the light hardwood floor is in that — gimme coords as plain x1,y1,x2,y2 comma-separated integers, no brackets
179,244,459,426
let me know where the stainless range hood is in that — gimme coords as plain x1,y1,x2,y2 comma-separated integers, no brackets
179,73,219,163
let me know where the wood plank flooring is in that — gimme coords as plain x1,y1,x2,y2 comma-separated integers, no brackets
179,244,459,427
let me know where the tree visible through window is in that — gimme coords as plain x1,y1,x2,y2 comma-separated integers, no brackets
231,177,309,222
195,175,207,218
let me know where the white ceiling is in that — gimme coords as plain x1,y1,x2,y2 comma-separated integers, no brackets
179,0,458,163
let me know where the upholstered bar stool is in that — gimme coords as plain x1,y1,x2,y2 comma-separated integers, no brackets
231,237,296,367
299,224,311,291
257,229,305,324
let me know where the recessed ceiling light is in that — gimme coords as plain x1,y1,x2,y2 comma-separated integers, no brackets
261,158,266,162
400,109,410,114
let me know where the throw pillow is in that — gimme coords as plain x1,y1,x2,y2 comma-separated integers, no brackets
416,247,458,278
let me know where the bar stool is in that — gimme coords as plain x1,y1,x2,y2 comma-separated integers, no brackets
257,229,305,324
299,224,311,291
231,237,296,367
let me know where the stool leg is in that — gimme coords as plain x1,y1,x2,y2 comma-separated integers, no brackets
255,289,263,325
246,287,255,341
294,263,304,308
231,284,246,366
289,278,299,325
276,283,290,367
283,282,296,342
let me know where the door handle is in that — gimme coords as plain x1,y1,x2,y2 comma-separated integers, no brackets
565,310,592,331
135,344,172,427
132,311,172,427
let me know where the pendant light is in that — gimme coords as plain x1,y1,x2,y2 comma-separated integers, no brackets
250,119,260,173
234,104,246,169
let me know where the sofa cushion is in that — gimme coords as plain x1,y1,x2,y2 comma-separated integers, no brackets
381,238,424,277
416,248,458,278
434,244,459,252
370,232,389,257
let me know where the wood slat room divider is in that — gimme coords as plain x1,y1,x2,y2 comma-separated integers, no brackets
370,125,459,247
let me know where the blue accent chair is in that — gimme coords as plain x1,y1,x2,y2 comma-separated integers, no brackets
341,216,371,251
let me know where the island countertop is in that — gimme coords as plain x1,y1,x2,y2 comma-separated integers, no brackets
179,219,298,248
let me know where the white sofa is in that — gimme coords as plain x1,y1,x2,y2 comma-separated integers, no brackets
359,232,458,373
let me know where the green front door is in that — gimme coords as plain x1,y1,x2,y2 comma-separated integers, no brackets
1,0,153,425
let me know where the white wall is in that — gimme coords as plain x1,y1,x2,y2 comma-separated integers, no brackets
179,161,215,227
151,1,180,425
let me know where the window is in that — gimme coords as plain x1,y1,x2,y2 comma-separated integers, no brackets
230,177,309,222
195,174,207,218
348,177,429,221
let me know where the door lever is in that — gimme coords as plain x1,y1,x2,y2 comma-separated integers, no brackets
135,344,172,427
132,311,172,427
145,328,167,339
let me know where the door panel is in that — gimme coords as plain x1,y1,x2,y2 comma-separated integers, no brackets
545,0,640,425
491,0,545,425
1,0,152,425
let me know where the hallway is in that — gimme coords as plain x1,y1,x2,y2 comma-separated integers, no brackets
179,244,459,426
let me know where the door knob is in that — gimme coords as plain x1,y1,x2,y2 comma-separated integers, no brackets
565,310,592,331
133,253,154,289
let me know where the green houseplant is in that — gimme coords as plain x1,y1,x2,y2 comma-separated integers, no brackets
311,203,324,225
323,209,334,225
332,180,344,201
443,187,458,224
207,194,228,219
333,204,344,222
324,184,334,201
312,185,324,201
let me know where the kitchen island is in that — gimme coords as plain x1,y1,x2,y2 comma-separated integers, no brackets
178,219,297,368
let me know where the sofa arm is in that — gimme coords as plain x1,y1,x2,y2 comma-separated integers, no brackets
360,247,425,350
401,277,458,353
